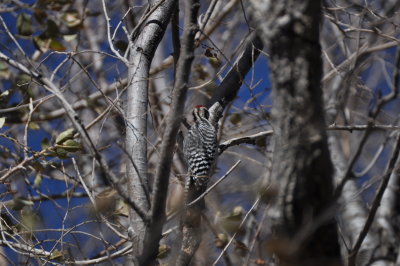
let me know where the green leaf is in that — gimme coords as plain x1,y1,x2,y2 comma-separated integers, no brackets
157,244,170,259
12,197,34,211
41,137,50,150
216,206,244,234
62,11,82,28
59,139,81,152
34,173,42,187
32,161,45,173
230,113,242,125
63,34,77,42
28,122,40,130
114,199,129,217
215,233,228,248
94,188,117,214
27,87,35,98
21,210,38,231
0,117,5,128
49,39,66,52
55,128,74,144
56,147,68,159
33,35,51,52
17,13,33,36
45,19,60,38
17,74,32,87
0,62,10,79
230,206,244,220
208,57,221,68
50,249,65,261
34,35,65,52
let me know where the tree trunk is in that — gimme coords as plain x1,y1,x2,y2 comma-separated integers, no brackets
249,1,341,265
125,0,177,261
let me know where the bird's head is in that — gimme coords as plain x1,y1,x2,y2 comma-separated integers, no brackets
193,105,209,122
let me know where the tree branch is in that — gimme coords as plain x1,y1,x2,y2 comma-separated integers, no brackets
212,196,262,265
207,32,263,107
219,130,273,154
348,132,400,265
187,160,241,206
123,0,177,261
140,0,200,264
0,51,149,224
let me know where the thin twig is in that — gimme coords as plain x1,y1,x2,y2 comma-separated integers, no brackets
328,124,400,131
195,0,219,41
101,0,129,65
334,47,400,199
188,160,241,206
212,196,262,266
0,50,149,224
0,16,33,66
348,132,400,265
70,244,133,265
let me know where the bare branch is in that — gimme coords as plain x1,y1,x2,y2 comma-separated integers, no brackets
328,124,400,131
122,0,178,262
219,130,273,154
212,196,262,265
142,0,200,263
208,32,263,107
348,132,400,266
101,0,129,65
0,51,149,224
188,160,241,206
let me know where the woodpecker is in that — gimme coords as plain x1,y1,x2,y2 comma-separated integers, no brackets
183,105,218,192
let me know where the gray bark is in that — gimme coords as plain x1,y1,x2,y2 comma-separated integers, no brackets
207,32,263,107
125,0,177,261
249,1,341,264
373,157,400,266
329,132,377,266
146,0,200,263
324,59,377,266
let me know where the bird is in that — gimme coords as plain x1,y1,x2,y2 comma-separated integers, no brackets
183,105,218,192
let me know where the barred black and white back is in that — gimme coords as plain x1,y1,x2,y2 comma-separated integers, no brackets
183,105,218,191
